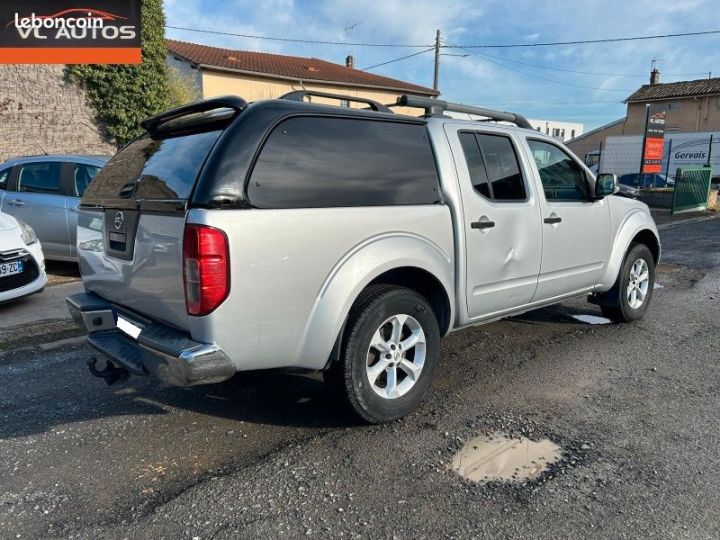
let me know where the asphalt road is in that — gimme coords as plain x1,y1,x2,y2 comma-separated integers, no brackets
0,219,718,539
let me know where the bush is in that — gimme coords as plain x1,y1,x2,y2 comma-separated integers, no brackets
66,0,170,147
167,65,201,108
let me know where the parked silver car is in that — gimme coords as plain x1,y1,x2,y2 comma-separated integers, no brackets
0,155,110,261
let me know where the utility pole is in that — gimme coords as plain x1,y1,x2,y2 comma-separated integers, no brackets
433,29,441,94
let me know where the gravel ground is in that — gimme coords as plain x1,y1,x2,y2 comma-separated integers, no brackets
0,219,718,539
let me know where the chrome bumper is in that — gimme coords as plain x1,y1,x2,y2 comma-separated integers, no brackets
66,292,235,386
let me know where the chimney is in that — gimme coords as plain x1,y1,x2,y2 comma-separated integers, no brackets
650,68,660,85
345,55,354,69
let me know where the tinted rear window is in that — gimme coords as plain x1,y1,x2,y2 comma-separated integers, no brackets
247,116,440,208
82,130,222,206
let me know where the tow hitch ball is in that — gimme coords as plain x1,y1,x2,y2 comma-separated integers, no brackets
87,357,129,386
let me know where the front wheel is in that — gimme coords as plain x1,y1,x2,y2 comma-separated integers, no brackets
601,243,655,322
325,285,441,424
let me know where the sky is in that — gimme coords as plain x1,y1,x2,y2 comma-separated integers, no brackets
164,0,720,131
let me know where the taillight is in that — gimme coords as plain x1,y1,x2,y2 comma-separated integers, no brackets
183,224,230,316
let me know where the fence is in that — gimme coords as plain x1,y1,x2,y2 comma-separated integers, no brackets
671,166,713,214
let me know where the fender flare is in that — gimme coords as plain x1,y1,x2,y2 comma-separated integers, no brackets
598,208,660,290
295,232,454,370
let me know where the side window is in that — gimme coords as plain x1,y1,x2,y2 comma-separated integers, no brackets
17,162,62,195
458,132,526,201
73,163,101,197
527,140,589,202
247,117,440,208
0,168,9,190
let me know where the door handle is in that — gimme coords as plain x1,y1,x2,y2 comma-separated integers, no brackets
9,199,25,207
69,206,79,213
471,220,495,230
543,216,562,224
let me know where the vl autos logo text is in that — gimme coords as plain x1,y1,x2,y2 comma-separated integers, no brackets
0,1,141,64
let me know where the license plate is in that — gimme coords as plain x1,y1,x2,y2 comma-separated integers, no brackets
0,260,23,278
116,315,142,340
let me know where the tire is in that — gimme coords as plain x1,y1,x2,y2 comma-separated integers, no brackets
325,285,441,424
601,243,655,322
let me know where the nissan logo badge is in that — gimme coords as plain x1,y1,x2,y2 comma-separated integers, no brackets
114,211,125,230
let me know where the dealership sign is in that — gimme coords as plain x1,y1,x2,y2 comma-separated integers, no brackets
0,1,141,63
640,104,667,174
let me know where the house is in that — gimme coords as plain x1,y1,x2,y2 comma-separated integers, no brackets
166,39,438,113
567,69,720,160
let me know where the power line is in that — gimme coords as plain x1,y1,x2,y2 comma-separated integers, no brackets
451,29,720,49
443,39,632,92
456,50,712,78
360,48,435,70
166,24,720,49
166,25,432,47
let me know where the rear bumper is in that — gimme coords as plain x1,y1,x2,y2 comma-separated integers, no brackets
66,292,235,386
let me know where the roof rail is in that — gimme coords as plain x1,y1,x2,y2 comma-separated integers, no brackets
280,90,393,113
140,96,248,133
396,95,533,130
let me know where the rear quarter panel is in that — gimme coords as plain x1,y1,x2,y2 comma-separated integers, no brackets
188,205,455,371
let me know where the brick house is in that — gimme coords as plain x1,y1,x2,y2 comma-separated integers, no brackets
567,70,720,161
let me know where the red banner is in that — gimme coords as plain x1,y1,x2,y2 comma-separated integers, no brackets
641,105,667,174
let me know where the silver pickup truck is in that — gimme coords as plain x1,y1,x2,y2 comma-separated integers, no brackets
67,92,660,423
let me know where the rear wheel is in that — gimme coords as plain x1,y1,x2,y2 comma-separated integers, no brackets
601,243,655,322
325,285,440,424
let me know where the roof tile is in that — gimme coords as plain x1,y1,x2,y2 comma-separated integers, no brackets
166,39,437,96
625,77,720,103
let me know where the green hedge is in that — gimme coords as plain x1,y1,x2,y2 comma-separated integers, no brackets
67,0,170,147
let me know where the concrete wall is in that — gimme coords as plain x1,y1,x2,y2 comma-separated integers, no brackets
0,65,115,163
625,96,720,134
200,68,423,116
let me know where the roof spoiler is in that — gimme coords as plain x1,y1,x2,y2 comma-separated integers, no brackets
280,90,392,113
140,96,248,133
396,95,533,130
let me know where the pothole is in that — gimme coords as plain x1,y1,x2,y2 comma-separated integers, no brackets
449,433,562,483
571,314,612,325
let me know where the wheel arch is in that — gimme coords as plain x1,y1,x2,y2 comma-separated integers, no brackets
598,209,661,290
296,233,454,371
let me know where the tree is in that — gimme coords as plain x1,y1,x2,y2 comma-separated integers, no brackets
67,0,170,147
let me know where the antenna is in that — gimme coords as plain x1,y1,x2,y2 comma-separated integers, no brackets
344,21,362,61
651,57,663,71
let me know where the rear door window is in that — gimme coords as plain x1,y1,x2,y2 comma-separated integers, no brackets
247,116,440,208
82,130,223,206
458,132,526,201
72,163,102,197
17,162,62,195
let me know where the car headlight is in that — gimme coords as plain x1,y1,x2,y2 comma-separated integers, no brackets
18,220,37,245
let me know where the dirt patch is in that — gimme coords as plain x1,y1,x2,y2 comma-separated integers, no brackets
0,318,81,353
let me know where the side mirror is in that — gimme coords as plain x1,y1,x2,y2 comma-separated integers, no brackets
595,173,618,198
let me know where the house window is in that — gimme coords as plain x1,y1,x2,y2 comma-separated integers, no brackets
571,129,576,138
552,128,561,138
668,102,682,111
340,99,350,108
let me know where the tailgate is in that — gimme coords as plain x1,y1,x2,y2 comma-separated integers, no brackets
77,99,245,330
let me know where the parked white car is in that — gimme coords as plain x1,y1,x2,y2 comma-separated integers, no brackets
0,211,47,303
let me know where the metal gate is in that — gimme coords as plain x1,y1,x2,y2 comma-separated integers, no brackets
671,166,713,214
